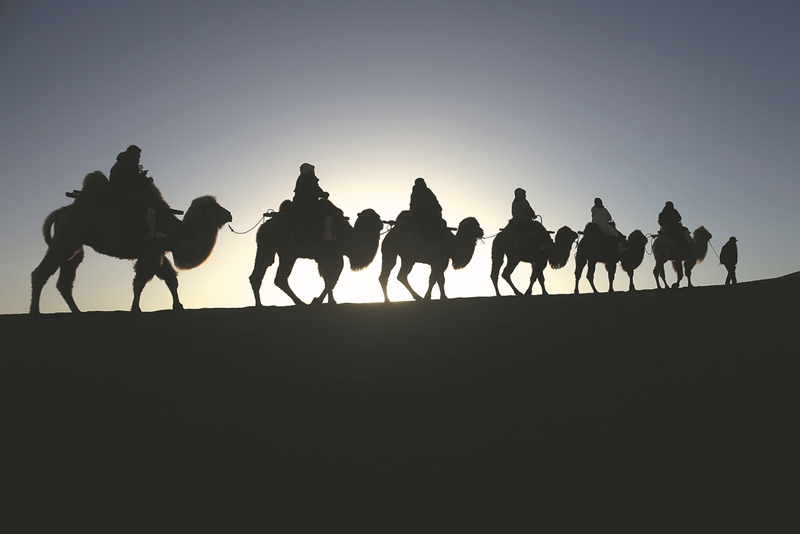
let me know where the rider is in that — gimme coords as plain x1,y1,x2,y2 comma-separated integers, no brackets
511,188,545,249
658,201,690,249
511,188,536,225
292,163,335,241
108,145,166,240
591,197,625,253
409,177,448,245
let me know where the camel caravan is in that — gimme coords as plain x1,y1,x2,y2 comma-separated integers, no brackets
32,151,716,313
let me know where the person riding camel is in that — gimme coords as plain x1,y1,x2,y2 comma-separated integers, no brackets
292,163,336,241
510,188,546,250
108,145,166,240
409,177,448,244
591,197,625,253
658,201,690,250
512,188,536,225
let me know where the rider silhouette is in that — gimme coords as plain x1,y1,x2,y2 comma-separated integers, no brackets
108,145,166,240
591,198,624,253
658,201,690,250
409,177,448,245
292,163,336,241
510,188,546,250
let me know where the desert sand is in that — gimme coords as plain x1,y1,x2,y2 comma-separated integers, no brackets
4,274,798,517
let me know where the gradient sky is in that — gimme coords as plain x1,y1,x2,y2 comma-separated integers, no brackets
2,0,798,314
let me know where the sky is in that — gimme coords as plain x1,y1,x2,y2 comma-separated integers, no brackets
1,0,798,314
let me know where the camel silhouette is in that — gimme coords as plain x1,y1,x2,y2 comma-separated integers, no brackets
249,203,384,306
490,222,578,296
379,212,483,302
653,226,712,289
573,225,648,293
30,171,232,313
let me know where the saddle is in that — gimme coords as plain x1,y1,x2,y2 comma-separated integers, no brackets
658,226,691,253
584,223,623,254
279,198,345,242
67,189,183,215
395,210,449,249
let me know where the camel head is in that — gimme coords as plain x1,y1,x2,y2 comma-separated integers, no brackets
456,217,484,241
627,229,647,249
182,196,233,227
693,226,712,244
172,196,232,270
691,226,712,263
549,226,579,269
451,217,483,270
354,208,384,236
347,208,384,271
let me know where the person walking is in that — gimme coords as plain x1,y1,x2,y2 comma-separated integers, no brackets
720,236,738,285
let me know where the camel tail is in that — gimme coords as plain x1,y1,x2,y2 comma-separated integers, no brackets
42,206,69,246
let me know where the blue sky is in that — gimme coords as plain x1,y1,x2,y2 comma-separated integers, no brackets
1,0,798,313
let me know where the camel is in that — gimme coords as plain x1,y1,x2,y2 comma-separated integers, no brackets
378,212,484,302
249,203,384,306
573,225,648,293
30,171,232,314
652,226,712,289
490,222,578,296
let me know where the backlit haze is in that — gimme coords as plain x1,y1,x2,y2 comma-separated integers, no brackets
1,1,798,314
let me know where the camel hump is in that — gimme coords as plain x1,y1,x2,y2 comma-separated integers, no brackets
395,210,415,225
583,222,601,235
81,171,109,193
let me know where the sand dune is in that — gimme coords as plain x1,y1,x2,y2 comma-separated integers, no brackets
4,274,798,516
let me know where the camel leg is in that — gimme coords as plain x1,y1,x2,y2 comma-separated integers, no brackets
606,262,616,293
397,258,423,301
653,259,667,289
490,251,505,297
627,269,636,292
587,261,599,293
274,255,306,306
425,262,447,300
685,261,695,288
574,255,586,294
501,257,523,296
131,255,163,312
537,269,548,295
156,257,183,310
671,261,684,289
31,241,82,314
313,255,344,305
55,247,85,313
378,250,398,303
436,275,447,300
249,241,276,307
524,264,536,296
525,262,539,296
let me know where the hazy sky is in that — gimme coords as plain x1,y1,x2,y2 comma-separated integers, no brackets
2,0,798,314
